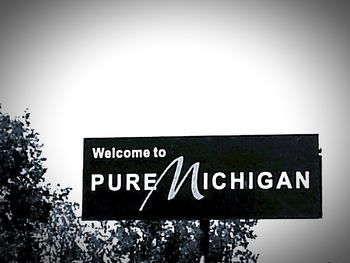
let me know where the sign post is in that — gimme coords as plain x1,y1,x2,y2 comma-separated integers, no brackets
199,219,209,263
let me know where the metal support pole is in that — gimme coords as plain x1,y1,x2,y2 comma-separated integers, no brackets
199,219,209,263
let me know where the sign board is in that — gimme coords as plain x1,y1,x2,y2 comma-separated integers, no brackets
82,135,322,220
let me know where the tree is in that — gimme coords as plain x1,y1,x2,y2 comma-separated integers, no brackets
36,187,82,263
0,108,51,262
85,219,258,262
209,220,259,262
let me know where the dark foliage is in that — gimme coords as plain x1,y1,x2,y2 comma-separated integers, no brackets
0,108,51,262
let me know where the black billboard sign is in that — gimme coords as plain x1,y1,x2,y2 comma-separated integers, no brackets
82,135,322,220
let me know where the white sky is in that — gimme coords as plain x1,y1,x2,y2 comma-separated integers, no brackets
1,1,350,262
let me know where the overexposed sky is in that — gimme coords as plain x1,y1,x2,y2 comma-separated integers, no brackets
1,1,350,262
